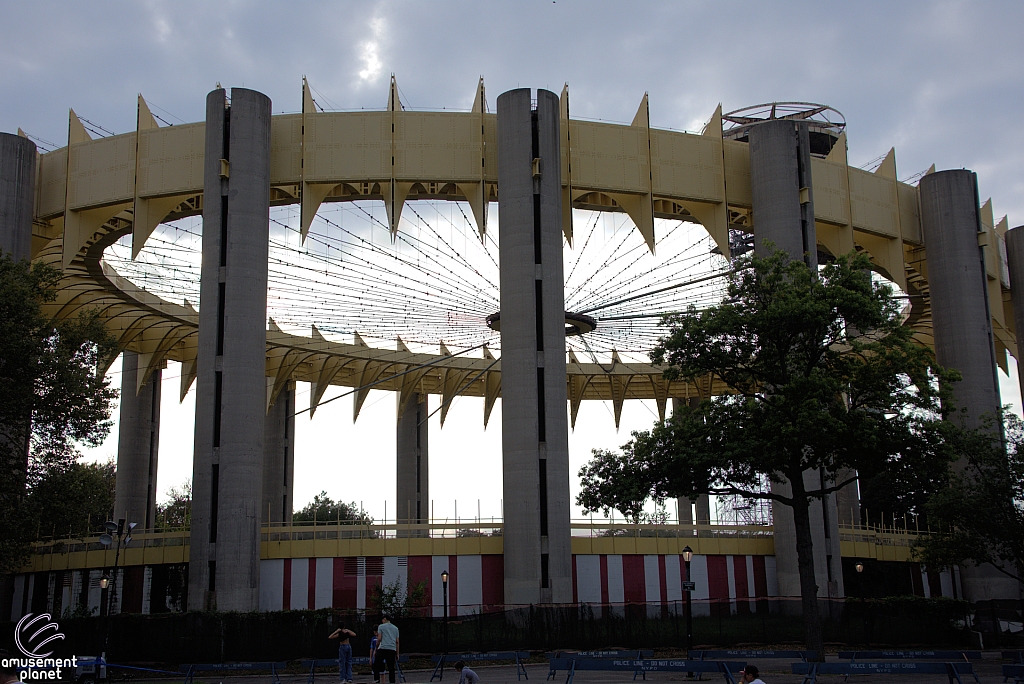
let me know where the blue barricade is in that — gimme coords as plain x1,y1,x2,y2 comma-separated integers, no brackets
302,656,409,684
838,650,982,660
548,651,652,680
1006,651,1024,663
793,661,974,684
693,649,817,662
548,658,743,684
181,662,288,684
431,652,530,681
1004,664,1024,684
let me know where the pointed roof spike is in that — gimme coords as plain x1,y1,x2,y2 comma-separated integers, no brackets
138,95,159,131
397,336,411,353
440,341,452,357
925,163,936,175
268,317,282,333
353,331,368,347
303,75,317,114
874,148,897,179
482,344,495,360
631,93,650,128
311,324,325,342
825,132,848,164
701,104,723,137
17,128,28,139
387,74,401,112
471,77,486,114
69,109,91,144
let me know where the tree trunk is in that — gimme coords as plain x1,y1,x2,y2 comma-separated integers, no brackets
788,471,824,660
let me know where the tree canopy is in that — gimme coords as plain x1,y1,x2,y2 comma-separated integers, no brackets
577,250,958,657
0,253,118,573
293,491,374,525
918,412,1024,584
23,459,116,539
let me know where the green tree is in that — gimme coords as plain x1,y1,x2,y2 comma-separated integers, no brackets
293,491,374,525
577,250,956,658
0,254,118,574
23,459,115,539
918,412,1024,584
577,447,658,524
156,479,192,530
369,578,428,618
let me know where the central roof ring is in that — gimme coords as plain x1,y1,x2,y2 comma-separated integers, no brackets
486,311,598,337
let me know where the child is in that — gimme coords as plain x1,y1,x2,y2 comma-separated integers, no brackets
454,660,480,684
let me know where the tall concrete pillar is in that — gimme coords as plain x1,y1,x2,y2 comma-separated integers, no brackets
749,120,843,599
396,393,428,535
672,397,711,532
262,384,295,525
0,132,35,261
921,170,1018,601
113,352,161,530
188,88,271,612
1005,226,1024,400
497,88,572,605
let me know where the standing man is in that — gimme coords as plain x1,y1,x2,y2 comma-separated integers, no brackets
372,614,400,684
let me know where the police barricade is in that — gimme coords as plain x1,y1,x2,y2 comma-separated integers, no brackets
429,652,530,681
301,656,409,684
547,651,653,680
838,651,981,682
792,661,974,684
1004,664,1024,684
547,658,743,684
692,650,818,663
180,662,288,684
1006,651,1024,663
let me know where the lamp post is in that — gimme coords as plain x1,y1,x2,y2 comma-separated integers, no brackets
99,518,136,660
440,571,449,656
682,546,693,655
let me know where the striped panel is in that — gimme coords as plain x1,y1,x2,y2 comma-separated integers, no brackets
457,555,482,615
480,555,504,611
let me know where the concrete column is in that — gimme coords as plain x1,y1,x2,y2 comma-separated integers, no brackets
749,119,843,599
1005,226,1024,398
0,132,35,261
113,352,161,530
920,171,1002,431
188,88,271,612
396,393,428,535
671,397,710,532
0,133,36,529
497,88,572,605
921,170,1017,601
262,384,295,525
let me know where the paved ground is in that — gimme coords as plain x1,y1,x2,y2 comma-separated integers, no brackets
121,655,1016,684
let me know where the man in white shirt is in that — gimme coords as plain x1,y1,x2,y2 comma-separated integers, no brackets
739,665,765,684
372,614,400,684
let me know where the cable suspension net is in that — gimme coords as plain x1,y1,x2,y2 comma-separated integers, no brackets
103,202,730,363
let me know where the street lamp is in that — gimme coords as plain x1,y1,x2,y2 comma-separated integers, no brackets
855,562,865,573
682,546,694,655
99,518,136,660
440,571,450,657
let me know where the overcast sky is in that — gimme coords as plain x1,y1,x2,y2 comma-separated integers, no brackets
3,1,1023,524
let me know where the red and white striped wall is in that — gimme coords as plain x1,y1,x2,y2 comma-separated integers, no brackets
257,554,777,614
